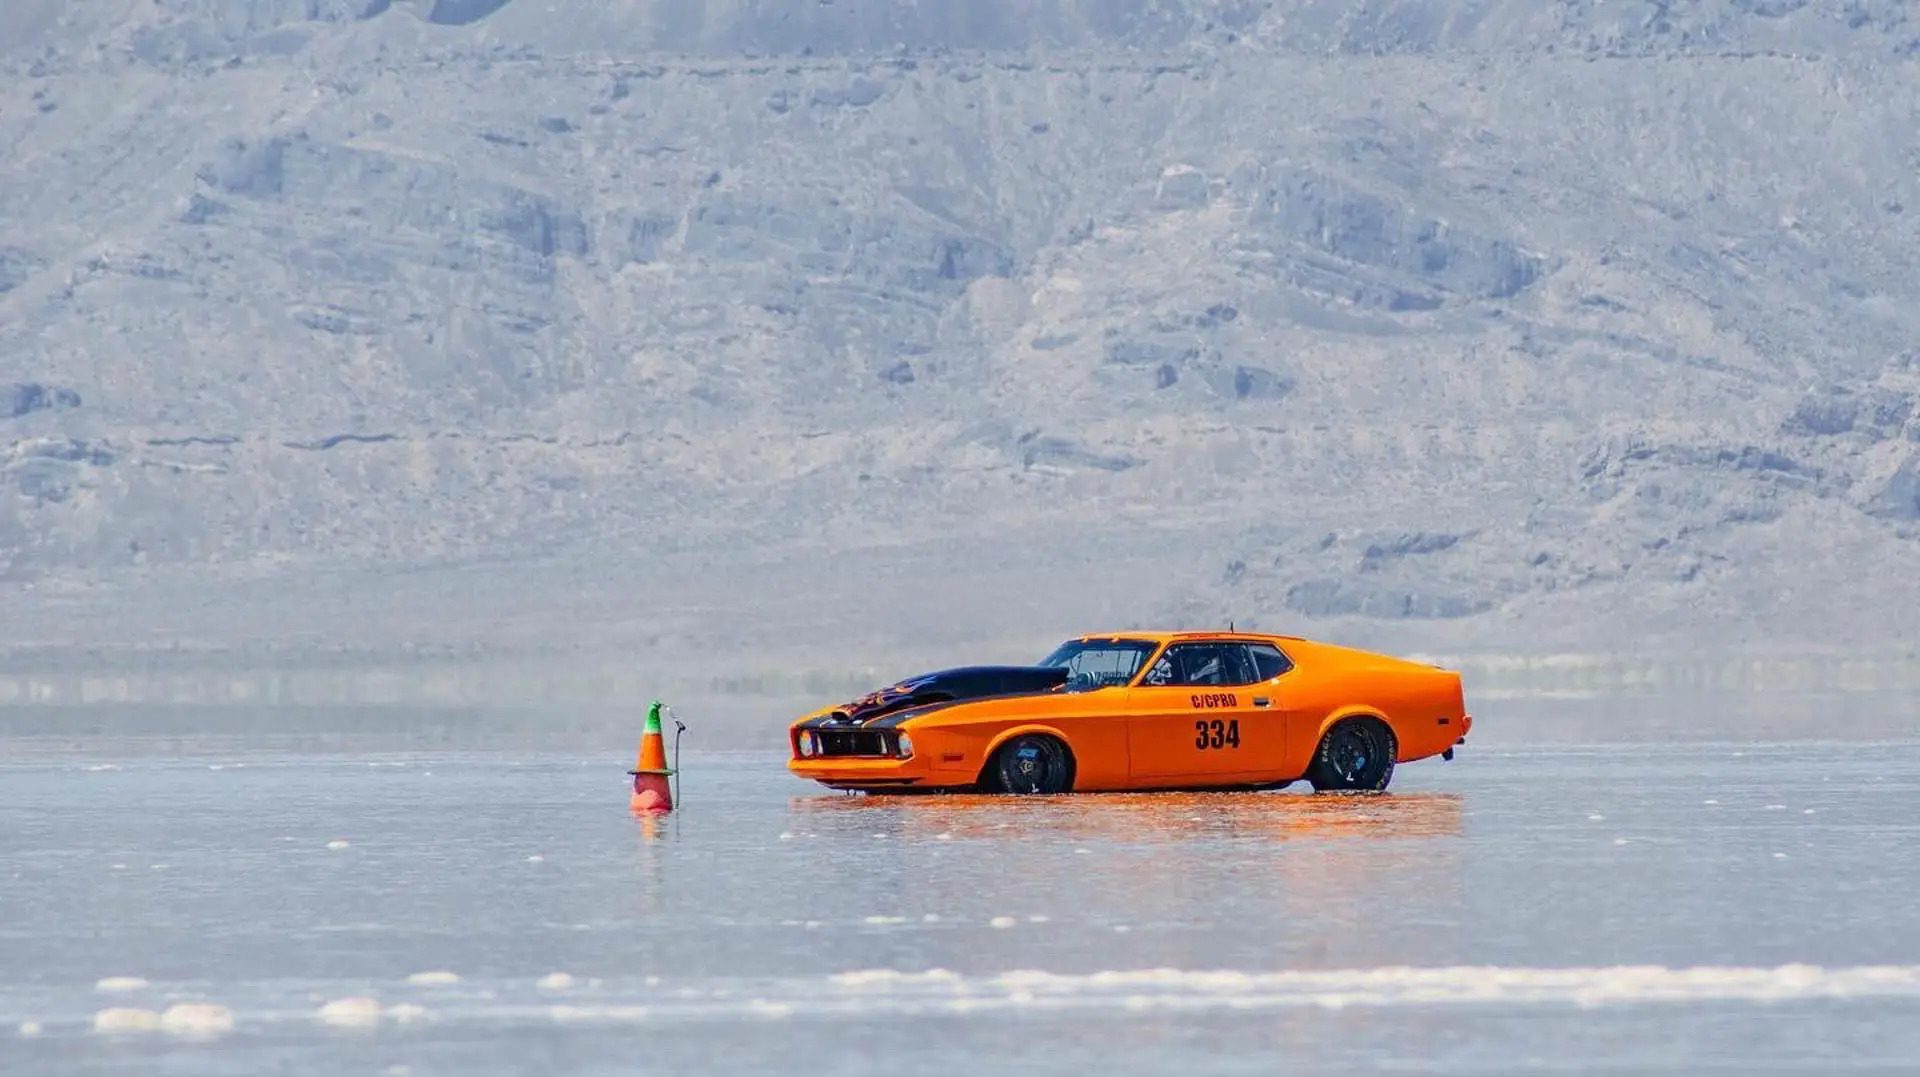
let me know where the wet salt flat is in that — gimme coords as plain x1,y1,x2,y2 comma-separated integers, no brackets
4,737,1920,1073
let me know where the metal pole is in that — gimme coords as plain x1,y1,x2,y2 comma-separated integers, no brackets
671,718,687,807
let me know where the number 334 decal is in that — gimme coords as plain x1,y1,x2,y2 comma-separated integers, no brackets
1194,718,1241,750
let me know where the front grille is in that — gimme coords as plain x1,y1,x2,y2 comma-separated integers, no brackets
815,729,897,757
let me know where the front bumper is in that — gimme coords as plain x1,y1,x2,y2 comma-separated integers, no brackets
788,752,946,791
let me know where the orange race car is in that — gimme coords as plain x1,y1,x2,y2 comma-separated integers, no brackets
788,631,1471,794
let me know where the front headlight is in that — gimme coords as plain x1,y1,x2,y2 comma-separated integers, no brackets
895,732,913,758
796,730,816,758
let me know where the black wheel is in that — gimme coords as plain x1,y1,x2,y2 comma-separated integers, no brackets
985,735,1074,794
1307,718,1397,792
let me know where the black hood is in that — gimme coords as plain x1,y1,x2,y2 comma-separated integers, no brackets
805,665,1069,728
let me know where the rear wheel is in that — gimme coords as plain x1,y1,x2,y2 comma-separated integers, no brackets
1307,718,1397,792
986,735,1074,794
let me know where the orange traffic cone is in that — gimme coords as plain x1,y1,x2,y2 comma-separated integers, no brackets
629,701,675,813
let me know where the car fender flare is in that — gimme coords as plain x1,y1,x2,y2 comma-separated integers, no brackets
1314,706,1398,760
977,724,1077,783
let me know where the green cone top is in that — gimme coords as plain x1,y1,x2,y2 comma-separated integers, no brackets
645,700,664,735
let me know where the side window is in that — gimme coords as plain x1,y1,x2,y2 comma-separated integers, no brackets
1247,643,1293,681
1059,645,1151,688
1142,644,1261,687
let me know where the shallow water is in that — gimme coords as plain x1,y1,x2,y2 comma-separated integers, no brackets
4,738,1920,1073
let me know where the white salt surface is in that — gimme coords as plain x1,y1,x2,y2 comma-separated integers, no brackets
92,1008,161,1034
160,1002,234,1038
12,742,1920,1072
317,997,383,1027
407,970,461,986
817,964,1920,1010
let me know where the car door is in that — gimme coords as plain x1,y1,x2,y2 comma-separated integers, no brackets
1126,642,1279,784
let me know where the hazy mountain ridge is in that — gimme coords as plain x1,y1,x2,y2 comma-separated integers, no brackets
12,1,1918,59
3,1,1918,660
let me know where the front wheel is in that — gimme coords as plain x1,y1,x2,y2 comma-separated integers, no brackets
1307,718,1397,792
985,735,1074,794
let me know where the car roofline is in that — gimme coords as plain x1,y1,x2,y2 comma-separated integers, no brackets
1071,630,1305,644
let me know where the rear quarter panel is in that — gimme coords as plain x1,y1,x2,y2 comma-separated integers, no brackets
1281,641,1466,776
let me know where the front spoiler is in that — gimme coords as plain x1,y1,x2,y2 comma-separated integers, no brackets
819,777,931,792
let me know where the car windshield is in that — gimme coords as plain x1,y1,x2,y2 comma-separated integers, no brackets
1037,639,1158,690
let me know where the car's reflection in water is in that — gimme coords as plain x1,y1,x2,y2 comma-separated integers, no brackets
787,789,1464,843
779,789,1469,971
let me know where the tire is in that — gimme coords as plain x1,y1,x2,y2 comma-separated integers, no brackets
985,735,1074,795
1307,717,1397,792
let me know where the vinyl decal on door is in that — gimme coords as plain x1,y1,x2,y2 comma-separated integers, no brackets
1190,693,1239,709
1194,719,1241,750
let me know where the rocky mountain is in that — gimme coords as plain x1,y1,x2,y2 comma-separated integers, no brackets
3,0,1918,678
